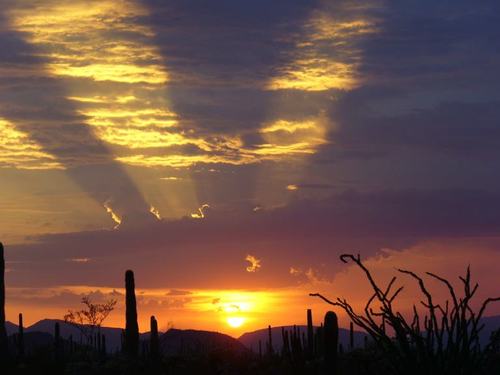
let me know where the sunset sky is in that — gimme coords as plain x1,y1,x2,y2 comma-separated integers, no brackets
2,0,500,337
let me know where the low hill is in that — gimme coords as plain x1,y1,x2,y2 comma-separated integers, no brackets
159,328,248,357
6,321,18,335
480,315,500,347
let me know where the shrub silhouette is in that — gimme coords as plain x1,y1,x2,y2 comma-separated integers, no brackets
311,253,500,375
64,294,116,347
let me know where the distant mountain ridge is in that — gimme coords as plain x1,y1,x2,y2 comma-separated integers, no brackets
5,319,154,353
5,315,500,354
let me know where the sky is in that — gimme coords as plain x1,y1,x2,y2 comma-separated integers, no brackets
1,0,500,336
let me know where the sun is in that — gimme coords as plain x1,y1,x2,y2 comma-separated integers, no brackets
227,316,245,328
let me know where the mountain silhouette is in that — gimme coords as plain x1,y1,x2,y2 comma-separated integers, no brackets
159,329,248,356
5,316,499,355
6,321,18,336
5,319,153,353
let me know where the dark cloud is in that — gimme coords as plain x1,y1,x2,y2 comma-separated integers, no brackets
5,189,500,289
135,0,331,135
294,183,334,190
356,0,500,89
327,100,500,159
291,0,500,193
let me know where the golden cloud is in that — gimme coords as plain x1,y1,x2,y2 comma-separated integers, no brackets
0,119,64,170
245,255,262,273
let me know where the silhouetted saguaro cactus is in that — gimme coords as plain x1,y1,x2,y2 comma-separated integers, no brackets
125,270,139,357
315,325,324,358
18,313,24,359
120,329,125,353
324,311,339,373
349,321,354,350
102,334,106,355
150,315,159,360
282,327,291,359
307,309,314,359
0,243,7,357
290,325,304,364
267,325,273,355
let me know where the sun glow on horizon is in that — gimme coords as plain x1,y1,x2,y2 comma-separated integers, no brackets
5,283,338,338
226,316,246,328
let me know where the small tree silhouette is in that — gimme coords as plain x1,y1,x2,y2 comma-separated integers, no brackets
64,295,117,345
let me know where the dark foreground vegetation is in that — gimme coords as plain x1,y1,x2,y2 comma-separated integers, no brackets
1,243,500,374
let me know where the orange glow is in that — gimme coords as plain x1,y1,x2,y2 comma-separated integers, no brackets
6,286,333,337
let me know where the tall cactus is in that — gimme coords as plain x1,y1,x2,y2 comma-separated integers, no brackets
150,315,159,360
307,309,314,359
291,325,304,364
281,327,290,359
324,311,339,373
101,334,106,356
125,270,139,357
349,321,354,350
0,242,7,357
18,313,24,358
267,325,273,355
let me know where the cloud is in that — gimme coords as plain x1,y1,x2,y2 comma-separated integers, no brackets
66,258,90,263
190,204,210,219
4,188,500,290
0,8,160,226
245,255,261,273
166,289,192,296
149,205,161,220
103,200,122,229
328,100,500,160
